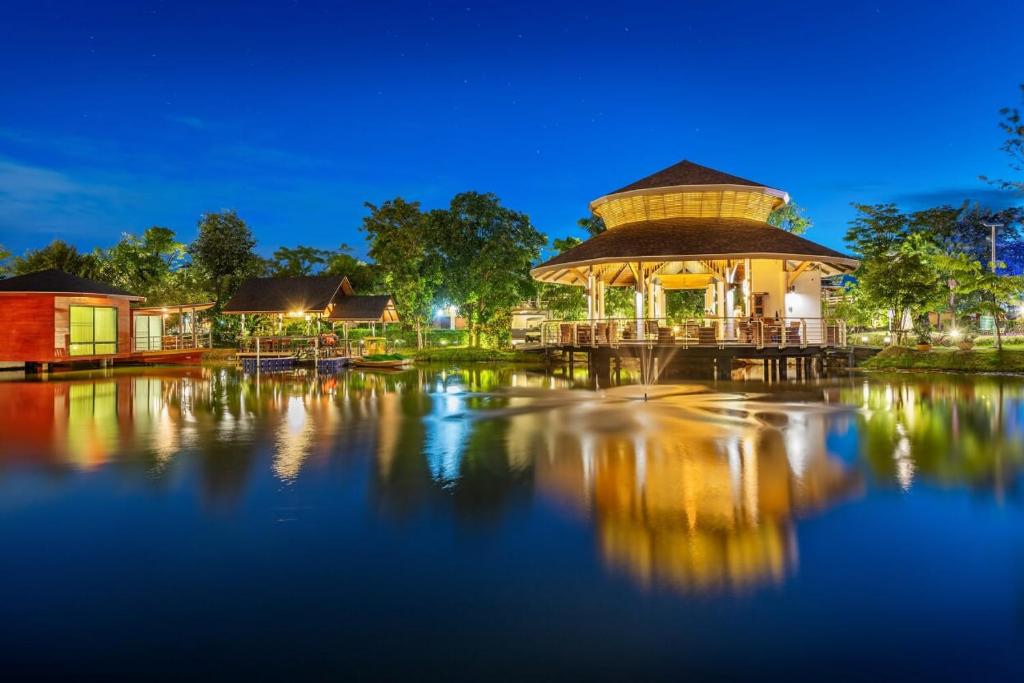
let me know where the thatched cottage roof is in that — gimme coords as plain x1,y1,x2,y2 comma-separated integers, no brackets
608,160,767,195
531,217,858,284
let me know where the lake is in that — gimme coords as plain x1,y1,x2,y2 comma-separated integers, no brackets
1,364,1023,681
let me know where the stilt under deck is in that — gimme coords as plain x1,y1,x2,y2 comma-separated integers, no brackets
554,342,845,381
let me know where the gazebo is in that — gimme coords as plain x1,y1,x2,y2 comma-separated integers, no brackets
222,275,399,361
531,160,858,347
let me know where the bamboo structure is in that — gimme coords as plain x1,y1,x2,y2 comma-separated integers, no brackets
531,160,858,326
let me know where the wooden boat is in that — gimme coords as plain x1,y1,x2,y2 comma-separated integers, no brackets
350,357,412,369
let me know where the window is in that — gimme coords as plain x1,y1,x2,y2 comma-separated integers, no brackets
134,315,163,351
69,305,118,356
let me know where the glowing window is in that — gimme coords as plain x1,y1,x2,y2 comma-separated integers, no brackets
69,305,118,356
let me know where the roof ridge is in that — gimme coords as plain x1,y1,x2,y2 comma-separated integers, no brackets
607,159,768,195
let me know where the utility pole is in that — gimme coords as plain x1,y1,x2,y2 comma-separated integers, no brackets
982,221,1004,272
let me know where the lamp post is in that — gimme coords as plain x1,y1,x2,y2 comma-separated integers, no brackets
982,221,1004,272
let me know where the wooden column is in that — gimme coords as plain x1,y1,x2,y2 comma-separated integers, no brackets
586,270,596,321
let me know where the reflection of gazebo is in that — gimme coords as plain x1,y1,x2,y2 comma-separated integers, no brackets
531,160,858,346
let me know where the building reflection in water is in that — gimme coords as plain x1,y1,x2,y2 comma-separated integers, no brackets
4,367,1024,594
507,386,863,595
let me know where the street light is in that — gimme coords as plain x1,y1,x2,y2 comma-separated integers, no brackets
982,221,1004,273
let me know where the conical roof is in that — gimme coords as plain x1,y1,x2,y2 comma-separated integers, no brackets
608,160,767,195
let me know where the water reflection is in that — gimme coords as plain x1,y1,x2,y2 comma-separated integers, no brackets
2,366,1024,596
502,386,861,594
833,376,1024,497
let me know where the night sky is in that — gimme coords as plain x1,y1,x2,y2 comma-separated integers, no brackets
1,0,1022,260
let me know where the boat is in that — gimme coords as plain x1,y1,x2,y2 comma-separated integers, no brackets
350,357,412,369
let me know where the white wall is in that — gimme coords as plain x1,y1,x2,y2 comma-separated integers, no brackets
750,259,786,319
785,269,822,319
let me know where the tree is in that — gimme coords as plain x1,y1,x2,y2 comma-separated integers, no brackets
577,215,606,237
323,244,379,293
846,206,947,344
983,83,1024,193
428,192,546,347
363,198,441,349
102,227,190,303
845,203,910,261
768,201,812,235
665,290,704,321
189,210,264,306
937,252,1024,350
0,244,10,277
11,239,104,278
536,236,587,320
269,245,329,276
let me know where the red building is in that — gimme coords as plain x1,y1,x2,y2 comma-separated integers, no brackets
0,269,211,370
0,269,142,367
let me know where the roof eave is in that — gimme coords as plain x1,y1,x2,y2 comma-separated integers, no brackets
0,290,145,301
531,253,859,282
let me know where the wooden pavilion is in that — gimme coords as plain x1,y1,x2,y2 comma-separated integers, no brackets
222,275,399,361
530,160,860,378
531,160,858,347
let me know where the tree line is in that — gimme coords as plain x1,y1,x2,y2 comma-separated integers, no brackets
0,192,546,348
838,84,1024,349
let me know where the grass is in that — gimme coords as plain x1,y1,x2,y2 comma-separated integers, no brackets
413,346,539,363
862,346,1024,373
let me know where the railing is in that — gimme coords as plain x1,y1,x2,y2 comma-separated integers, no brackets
540,317,847,350
239,335,369,360
134,332,213,352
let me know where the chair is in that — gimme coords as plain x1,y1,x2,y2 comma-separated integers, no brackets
826,325,839,347
698,326,717,345
737,320,753,344
657,326,674,343
559,323,573,345
786,322,802,346
594,322,608,346
645,320,659,339
684,322,700,343
577,324,593,346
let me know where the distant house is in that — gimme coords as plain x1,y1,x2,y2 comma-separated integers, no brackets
222,275,397,328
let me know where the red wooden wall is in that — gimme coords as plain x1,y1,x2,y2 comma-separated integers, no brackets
0,293,57,362
0,293,133,363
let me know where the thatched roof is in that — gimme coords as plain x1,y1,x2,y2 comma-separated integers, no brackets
0,268,142,300
328,295,399,323
222,276,351,314
531,217,858,283
608,160,767,195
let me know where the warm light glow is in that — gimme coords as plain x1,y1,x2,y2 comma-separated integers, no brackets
860,335,868,343
287,309,306,318
883,335,892,344
950,328,961,340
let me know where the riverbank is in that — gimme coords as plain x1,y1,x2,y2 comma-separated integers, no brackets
862,347,1024,373
412,347,540,363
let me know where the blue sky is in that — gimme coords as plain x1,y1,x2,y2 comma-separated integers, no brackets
1,0,1022,260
